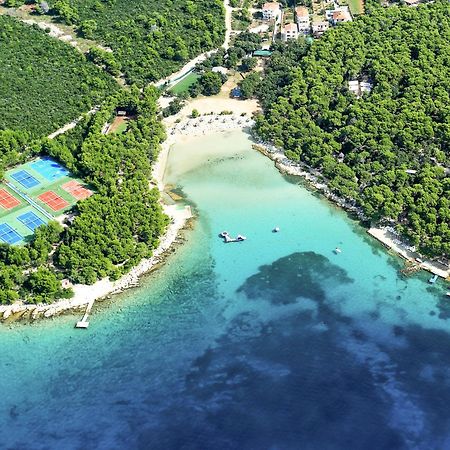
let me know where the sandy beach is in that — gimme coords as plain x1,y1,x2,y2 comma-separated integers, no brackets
3,90,446,323
0,98,259,323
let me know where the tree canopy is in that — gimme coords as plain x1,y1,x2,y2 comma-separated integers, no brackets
0,15,117,136
0,87,168,304
48,0,225,85
255,2,450,258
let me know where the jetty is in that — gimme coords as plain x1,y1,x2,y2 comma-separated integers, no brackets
220,231,246,243
75,298,95,329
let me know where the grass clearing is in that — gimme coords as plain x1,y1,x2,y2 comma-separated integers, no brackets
348,0,364,15
114,121,128,134
108,116,129,134
170,72,200,95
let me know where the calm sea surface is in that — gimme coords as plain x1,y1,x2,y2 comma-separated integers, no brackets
1,130,449,450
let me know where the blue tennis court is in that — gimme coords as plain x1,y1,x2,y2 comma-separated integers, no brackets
11,170,40,189
18,211,47,231
31,158,69,181
0,223,22,244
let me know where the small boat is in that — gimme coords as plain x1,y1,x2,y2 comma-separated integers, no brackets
273,226,280,233
334,247,342,254
220,231,229,237
446,292,450,297
428,274,438,284
237,235,246,241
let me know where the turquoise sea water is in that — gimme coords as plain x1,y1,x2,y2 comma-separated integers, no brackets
1,130,449,449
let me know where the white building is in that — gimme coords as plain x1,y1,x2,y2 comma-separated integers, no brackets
325,5,352,25
212,66,228,75
348,80,373,98
348,80,359,96
262,2,281,20
360,81,372,94
295,6,310,33
312,20,329,36
282,23,299,41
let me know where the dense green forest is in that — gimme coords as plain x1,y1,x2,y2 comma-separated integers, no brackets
255,2,450,258
47,0,225,85
0,15,117,136
0,88,168,304
50,87,168,284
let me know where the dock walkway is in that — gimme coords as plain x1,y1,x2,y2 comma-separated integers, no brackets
75,297,95,329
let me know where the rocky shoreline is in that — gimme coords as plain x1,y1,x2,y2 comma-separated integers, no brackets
252,139,449,280
0,114,255,325
0,204,193,324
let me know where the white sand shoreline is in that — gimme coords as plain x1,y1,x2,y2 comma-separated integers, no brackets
0,108,257,323
3,97,446,323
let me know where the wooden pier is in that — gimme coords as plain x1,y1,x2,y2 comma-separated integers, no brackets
75,298,96,329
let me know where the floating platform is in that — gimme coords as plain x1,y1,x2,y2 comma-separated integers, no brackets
219,231,246,243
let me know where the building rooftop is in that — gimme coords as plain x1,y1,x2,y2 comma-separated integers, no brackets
253,49,273,57
263,2,280,10
312,20,329,26
295,6,309,17
283,23,298,32
333,10,348,20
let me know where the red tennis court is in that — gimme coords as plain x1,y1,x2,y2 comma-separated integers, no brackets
38,191,69,211
0,188,20,209
61,181,93,200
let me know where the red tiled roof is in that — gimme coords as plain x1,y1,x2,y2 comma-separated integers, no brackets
333,11,347,20
295,6,309,17
263,2,280,10
284,23,298,32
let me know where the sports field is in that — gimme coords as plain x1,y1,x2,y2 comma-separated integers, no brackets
169,72,200,95
0,157,93,244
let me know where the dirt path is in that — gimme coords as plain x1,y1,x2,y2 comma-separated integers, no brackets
47,107,99,140
223,0,233,50
0,5,97,53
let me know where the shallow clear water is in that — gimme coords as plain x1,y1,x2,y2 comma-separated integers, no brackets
1,130,449,450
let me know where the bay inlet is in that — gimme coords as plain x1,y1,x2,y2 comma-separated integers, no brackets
1,130,449,449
